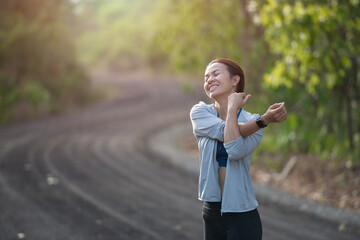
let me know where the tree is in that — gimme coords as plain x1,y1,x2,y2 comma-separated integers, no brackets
0,0,91,122
258,0,360,162
147,0,246,73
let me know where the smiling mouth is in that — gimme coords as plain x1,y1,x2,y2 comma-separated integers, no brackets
209,85,218,92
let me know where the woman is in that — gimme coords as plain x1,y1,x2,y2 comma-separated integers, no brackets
190,58,287,240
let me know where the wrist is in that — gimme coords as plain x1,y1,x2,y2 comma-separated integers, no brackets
261,114,270,126
227,105,238,114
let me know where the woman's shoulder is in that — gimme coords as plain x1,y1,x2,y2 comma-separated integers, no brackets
193,101,212,108
190,101,216,114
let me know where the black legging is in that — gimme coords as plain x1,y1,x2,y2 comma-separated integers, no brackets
202,202,262,240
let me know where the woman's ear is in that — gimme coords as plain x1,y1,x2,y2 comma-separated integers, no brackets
231,75,240,87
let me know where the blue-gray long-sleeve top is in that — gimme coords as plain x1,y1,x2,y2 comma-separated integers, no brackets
190,101,263,213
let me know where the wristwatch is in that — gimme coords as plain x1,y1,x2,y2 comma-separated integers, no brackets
256,116,267,128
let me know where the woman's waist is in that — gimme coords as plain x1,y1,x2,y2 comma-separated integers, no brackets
203,201,222,210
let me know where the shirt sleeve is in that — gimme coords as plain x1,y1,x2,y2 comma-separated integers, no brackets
190,103,225,141
223,115,263,160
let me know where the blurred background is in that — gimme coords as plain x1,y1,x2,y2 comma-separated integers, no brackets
1,0,359,214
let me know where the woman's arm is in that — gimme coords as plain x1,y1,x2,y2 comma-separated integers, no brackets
224,127,263,160
224,92,260,160
224,94,287,160
237,102,287,138
190,103,225,141
224,93,250,143
237,120,258,138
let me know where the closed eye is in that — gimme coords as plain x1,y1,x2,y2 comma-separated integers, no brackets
204,69,221,82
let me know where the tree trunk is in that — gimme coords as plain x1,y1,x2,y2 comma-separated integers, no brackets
346,85,354,150
351,56,359,134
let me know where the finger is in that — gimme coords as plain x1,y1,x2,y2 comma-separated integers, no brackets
269,103,280,109
243,94,251,104
274,102,285,112
270,102,283,109
275,115,285,122
275,112,283,120
277,111,287,120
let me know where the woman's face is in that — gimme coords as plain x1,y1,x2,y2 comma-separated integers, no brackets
204,63,237,99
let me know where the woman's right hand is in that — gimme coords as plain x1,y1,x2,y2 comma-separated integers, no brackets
261,102,287,125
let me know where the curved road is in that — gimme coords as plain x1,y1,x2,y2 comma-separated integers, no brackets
0,75,358,240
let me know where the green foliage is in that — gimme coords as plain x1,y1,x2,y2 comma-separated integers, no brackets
146,0,246,73
75,0,264,78
261,0,359,92
0,0,95,122
258,0,360,164
0,72,20,122
75,0,156,71
22,81,50,108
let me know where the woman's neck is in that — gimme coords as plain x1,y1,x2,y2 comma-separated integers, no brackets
215,96,228,120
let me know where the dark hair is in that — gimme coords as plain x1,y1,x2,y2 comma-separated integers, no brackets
208,58,245,93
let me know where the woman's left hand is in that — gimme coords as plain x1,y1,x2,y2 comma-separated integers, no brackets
228,92,251,111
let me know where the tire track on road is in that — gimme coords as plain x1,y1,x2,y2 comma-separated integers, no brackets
39,128,200,239
43,134,164,240
0,79,203,239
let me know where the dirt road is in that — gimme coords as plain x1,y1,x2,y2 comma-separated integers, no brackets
0,75,358,239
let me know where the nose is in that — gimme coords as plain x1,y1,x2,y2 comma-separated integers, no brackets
207,75,215,83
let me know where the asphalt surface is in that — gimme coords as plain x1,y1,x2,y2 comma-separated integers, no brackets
0,75,359,240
